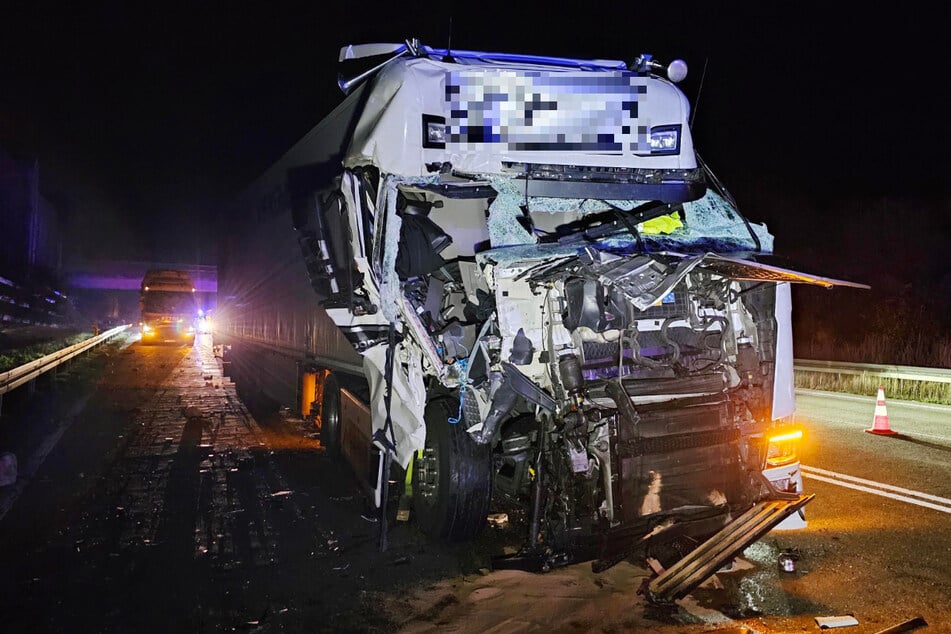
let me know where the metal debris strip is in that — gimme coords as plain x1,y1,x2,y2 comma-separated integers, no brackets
872,616,929,634
815,615,859,629
647,494,814,603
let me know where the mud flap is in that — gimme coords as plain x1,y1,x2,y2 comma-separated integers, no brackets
647,493,814,603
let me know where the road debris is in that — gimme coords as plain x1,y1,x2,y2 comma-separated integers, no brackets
778,547,801,573
816,615,860,628
873,616,929,634
183,406,202,419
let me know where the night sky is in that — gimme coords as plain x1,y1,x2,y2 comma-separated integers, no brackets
2,2,948,285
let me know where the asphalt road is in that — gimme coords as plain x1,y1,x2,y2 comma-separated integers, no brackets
757,390,951,632
0,334,488,632
0,338,947,633
796,389,951,500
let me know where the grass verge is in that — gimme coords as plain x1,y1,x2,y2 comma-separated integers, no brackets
0,332,94,374
795,371,951,406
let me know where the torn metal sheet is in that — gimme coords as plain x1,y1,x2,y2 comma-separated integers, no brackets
363,341,426,469
694,253,871,289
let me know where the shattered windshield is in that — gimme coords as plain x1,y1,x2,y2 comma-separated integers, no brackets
482,176,774,255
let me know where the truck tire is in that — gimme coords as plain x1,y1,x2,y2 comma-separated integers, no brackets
321,373,342,456
413,398,492,542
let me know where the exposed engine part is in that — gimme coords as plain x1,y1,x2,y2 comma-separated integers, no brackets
558,354,584,397
510,327,535,364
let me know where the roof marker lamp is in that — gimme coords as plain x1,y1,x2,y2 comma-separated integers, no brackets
649,125,681,155
766,429,802,468
422,114,446,149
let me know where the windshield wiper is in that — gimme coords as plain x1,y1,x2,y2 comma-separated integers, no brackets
611,205,645,252
552,200,672,245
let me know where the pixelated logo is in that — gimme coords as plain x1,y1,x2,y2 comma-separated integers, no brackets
446,70,650,152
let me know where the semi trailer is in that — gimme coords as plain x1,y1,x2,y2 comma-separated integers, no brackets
216,40,866,602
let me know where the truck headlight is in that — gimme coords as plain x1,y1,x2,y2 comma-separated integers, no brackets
649,125,681,155
766,429,802,468
142,324,154,335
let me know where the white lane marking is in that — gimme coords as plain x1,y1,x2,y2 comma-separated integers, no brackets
801,465,951,506
801,466,951,514
890,430,951,442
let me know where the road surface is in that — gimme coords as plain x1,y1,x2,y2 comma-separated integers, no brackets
0,337,947,632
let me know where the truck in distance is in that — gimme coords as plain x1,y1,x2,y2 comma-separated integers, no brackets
139,269,198,344
218,40,866,602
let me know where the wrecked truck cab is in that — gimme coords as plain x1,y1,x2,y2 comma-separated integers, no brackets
279,41,866,598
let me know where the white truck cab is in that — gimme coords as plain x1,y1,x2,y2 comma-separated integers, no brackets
225,40,866,602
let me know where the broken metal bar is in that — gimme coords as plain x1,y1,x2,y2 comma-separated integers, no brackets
647,494,814,602
873,616,929,634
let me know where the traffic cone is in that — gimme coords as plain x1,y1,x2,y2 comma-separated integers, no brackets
866,385,898,436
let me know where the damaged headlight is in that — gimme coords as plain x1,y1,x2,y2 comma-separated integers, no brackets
649,124,681,155
766,429,802,468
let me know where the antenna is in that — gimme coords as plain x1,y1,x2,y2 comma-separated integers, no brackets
689,57,709,129
443,16,455,62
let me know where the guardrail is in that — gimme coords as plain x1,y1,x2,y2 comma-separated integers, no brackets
0,324,131,398
794,359,951,385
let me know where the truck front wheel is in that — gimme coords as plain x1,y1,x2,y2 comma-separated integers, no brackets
320,373,341,456
413,399,492,542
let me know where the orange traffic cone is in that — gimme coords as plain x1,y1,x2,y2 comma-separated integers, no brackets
866,385,898,436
